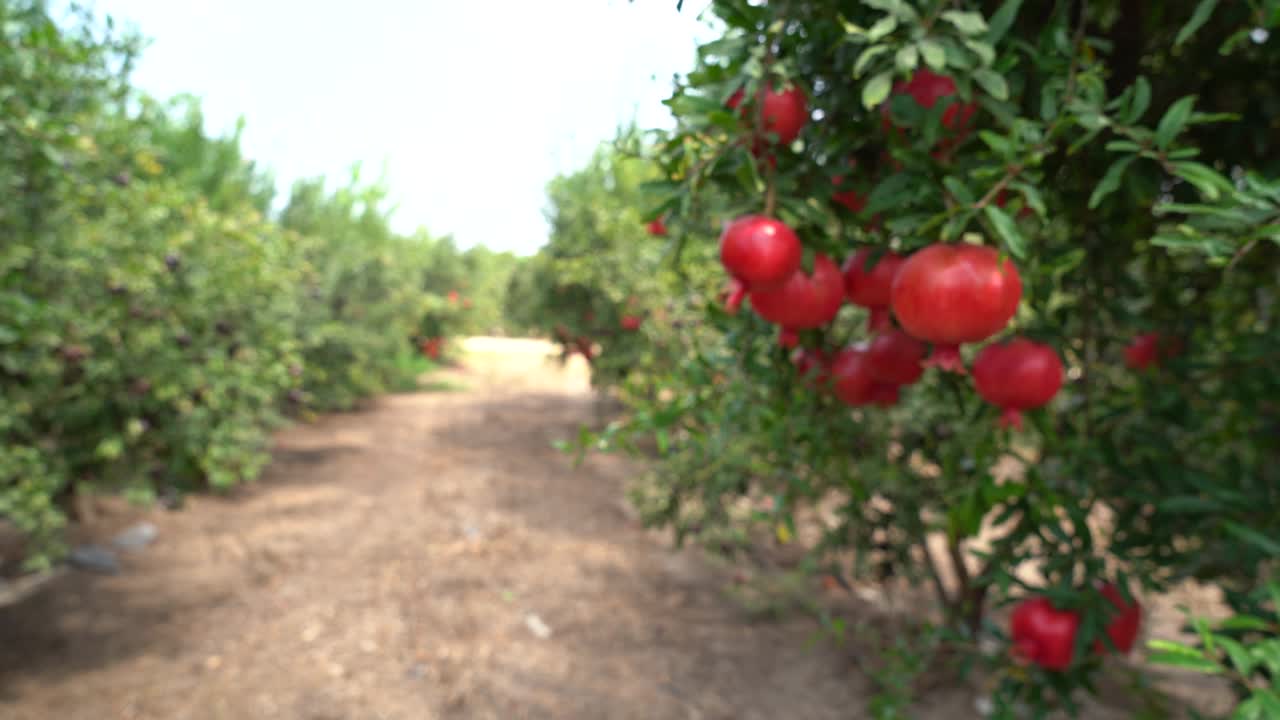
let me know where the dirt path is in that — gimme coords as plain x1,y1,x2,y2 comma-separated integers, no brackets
0,338,895,720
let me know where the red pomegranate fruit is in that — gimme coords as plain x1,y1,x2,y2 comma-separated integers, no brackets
868,383,901,408
843,248,906,332
621,315,643,331
829,346,876,407
646,217,667,236
972,338,1064,429
889,243,1022,373
881,69,977,137
749,254,845,330
1096,583,1142,655
1010,597,1080,672
727,84,808,145
1124,332,1182,371
720,215,803,293
866,329,926,386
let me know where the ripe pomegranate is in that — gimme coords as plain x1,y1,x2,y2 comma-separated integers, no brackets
720,215,803,292
890,243,1022,373
621,315,643,331
972,338,1064,429
448,290,459,304
1095,583,1142,655
866,329,926,386
881,69,977,137
727,84,808,145
843,248,906,332
748,254,845,330
829,346,876,406
1010,597,1080,672
868,383,901,408
1124,332,1182,370
646,217,667,236
831,175,866,214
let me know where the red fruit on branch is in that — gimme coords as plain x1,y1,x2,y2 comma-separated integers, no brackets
972,339,1064,429
843,248,905,333
881,69,977,138
831,176,866,214
728,84,809,145
829,346,876,407
868,383,901,407
720,215,803,292
1010,597,1080,672
749,254,845,330
890,243,1022,373
1124,332,1182,371
621,315,643,331
1095,583,1142,655
866,328,926,386
447,290,459,304
646,217,667,237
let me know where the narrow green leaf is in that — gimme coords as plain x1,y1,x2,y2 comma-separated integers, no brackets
978,130,1013,156
1106,140,1143,152
1172,161,1231,201
983,205,1027,259
1088,156,1136,209
1175,0,1220,47
985,0,1023,44
862,70,894,110
964,38,996,66
1217,637,1256,676
1223,520,1280,557
973,68,1008,101
942,10,988,35
854,44,891,78
1126,76,1151,123
1010,181,1047,217
943,176,975,204
919,39,946,70
895,44,919,72
1146,650,1222,674
867,14,898,42
1218,615,1273,632
1155,96,1197,149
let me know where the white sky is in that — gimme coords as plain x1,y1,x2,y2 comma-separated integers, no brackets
82,0,720,255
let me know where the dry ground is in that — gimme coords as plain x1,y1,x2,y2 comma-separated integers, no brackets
0,338,1232,719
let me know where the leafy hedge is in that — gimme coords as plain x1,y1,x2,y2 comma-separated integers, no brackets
0,1,474,569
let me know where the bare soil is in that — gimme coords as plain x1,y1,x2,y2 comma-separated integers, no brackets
0,338,1232,719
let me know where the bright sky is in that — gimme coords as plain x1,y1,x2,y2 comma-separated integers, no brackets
81,0,720,255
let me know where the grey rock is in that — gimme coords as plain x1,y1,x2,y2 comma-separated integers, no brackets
69,545,120,574
113,522,158,551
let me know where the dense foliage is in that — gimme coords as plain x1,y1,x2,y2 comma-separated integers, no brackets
547,0,1280,716
0,1,509,570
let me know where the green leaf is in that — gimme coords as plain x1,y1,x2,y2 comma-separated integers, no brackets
1219,616,1273,632
895,44,919,73
972,68,1008,101
1175,0,1220,47
1088,156,1136,209
1126,76,1151,123
864,0,919,21
854,44,891,78
964,38,996,66
1218,637,1257,676
862,70,894,110
983,205,1027,260
1172,161,1231,201
1155,96,1197,149
1223,521,1280,557
919,39,946,70
985,0,1024,45
943,176,975,204
941,10,988,35
1147,644,1223,674
867,14,898,42
1010,181,1047,217
864,172,914,214
978,130,1013,156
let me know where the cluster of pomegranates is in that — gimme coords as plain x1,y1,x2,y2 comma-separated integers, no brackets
1010,583,1143,671
718,212,1059,426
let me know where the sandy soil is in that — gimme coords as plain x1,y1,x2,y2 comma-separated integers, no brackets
0,338,1230,719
